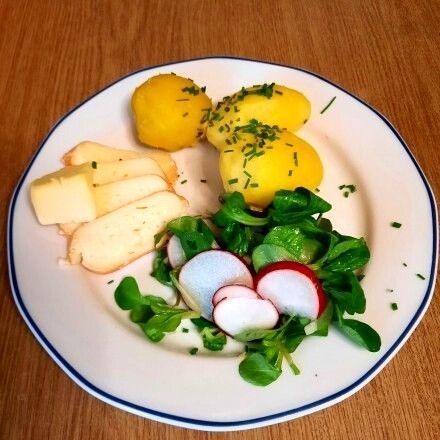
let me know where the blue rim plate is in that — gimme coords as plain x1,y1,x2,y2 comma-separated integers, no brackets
7,57,438,431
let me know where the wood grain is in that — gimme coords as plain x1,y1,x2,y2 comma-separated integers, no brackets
1,0,439,438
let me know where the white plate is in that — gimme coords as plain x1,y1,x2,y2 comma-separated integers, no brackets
7,57,438,431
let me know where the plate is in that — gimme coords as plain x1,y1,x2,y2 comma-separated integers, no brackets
7,57,438,431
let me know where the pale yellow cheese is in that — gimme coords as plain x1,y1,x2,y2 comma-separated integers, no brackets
63,141,178,183
68,191,188,273
92,157,165,185
30,164,97,225
58,174,170,235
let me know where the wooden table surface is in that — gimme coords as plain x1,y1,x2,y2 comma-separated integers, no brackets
1,0,439,438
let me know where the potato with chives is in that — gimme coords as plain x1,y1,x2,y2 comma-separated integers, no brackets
131,74,212,152
207,83,311,150
219,125,323,208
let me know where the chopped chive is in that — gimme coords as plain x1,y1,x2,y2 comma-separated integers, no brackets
416,273,426,280
244,178,251,189
234,106,239,112
403,262,408,267
315,188,320,192
107,280,114,285
285,143,294,147
293,152,298,167
391,303,398,311
218,126,224,133
243,170,252,178
250,183,259,188
91,161,97,169
386,288,394,292
320,96,336,114
390,222,402,228
182,112,189,117
189,347,198,355
176,98,190,101
225,123,231,132
225,139,232,145
343,191,349,198
265,146,273,149
182,86,199,96
275,90,283,95
338,184,345,190
182,328,189,333
200,179,207,183
288,170,293,176
228,178,238,185
180,179,188,184
224,149,234,153
243,158,247,168
200,86,206,92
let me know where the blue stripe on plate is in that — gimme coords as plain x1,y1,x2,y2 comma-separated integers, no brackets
6,56,438,429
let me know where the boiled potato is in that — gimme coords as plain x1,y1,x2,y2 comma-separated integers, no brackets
219,129,322,208
207,84,310,150
131,74,212,151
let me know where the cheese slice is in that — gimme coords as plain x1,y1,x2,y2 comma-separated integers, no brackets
68,191,188,273
63,141,178,183
58,174,170,235
92,157,165,185
30,164,97,225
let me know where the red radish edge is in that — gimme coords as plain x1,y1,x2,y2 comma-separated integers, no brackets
255,261,327,317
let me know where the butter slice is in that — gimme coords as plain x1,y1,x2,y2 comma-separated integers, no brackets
30,163,97,225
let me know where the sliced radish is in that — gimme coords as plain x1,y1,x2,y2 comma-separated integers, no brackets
167,235,187,268
179,250,253,319
212,285,260,306
167,235,219,268
255,261,327,320
213,297,279,337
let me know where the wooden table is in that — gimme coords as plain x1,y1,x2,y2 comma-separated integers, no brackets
1,0,439,438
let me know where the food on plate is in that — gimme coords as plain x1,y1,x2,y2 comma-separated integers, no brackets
178,250,253,319
219,126,323,207
92,156,165,185
31,73,380,388
115,187,380,387
59,174,169,235
212,284,260,306
30,163,97,225
131,74,212,151
68,191,188,273
213,296,279,337
206,83,310,150
255,261,327,319
63,141,178,184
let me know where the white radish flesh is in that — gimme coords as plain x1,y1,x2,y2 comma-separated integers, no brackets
212,285,260,306
179,250,253,320
167,235,187,268
256,269,319,319
213,297,279,336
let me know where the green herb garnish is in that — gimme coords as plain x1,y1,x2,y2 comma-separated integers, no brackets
320,96,336,114
391,303,398,311
182,86,199,96
189,347,198,355
91,161,97,169
228,178,238,185
416,273,426,280
390,222,402,228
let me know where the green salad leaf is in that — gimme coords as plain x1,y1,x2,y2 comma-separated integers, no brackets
167,216,215,259
114,277,199,343
213,192,270,227
239,353,282,386
191,317,227,351
252,244,294,271
151,248,174,288
270,188,331,225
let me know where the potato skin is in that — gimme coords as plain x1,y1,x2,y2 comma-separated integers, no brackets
207,84,311,150
220,130,323,208
131,74,212,151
